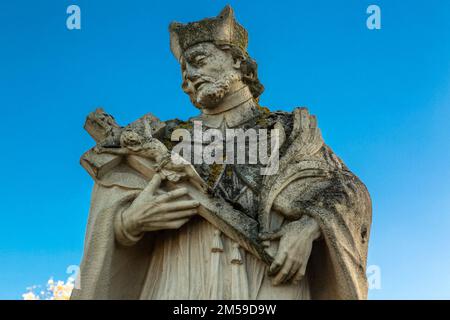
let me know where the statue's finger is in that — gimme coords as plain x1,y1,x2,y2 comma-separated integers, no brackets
285,260,301,283
140,208,197,223
278,259,299,284
272,259,293,286
153,188,189,204
268,251,287,276
142,174,162,196
156,200,200,212
141,218,190,231
162,209,198,221
292,263,306,285
160,218,190,229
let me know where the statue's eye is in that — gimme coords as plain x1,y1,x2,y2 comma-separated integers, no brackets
193,55,206,65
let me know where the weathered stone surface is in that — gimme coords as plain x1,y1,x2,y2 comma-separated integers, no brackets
82,109,274,264
72,6,371,300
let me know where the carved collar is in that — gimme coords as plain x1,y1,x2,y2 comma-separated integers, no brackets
198,100,261,129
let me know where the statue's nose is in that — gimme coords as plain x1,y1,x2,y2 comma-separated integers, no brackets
182,74,196,93
185,64,201,82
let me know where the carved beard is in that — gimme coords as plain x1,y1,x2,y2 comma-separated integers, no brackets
191,72,240,109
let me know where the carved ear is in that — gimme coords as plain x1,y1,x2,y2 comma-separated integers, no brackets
232,58,242,70
218,44,241,69
169,22,183,62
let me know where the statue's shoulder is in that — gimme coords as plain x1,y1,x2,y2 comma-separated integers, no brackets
263,106,326,161
266,106,317,122
163,117,194,132
260,106,319,139
155,117,194,149
266,107,356,175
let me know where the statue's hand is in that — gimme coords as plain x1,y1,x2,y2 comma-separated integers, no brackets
259,216,321,286
120,174,200,238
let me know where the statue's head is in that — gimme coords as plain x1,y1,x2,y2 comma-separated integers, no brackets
169,5,264,110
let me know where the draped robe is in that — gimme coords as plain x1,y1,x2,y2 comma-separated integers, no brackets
71,107,371,300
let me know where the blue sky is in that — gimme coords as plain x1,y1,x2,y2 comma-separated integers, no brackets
0,0,449,299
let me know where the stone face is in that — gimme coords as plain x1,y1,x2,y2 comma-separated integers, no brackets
72,6,372,300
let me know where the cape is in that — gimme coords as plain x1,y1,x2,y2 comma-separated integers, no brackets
71,107,372,300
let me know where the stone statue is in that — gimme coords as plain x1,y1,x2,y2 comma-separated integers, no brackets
71,6,372,300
